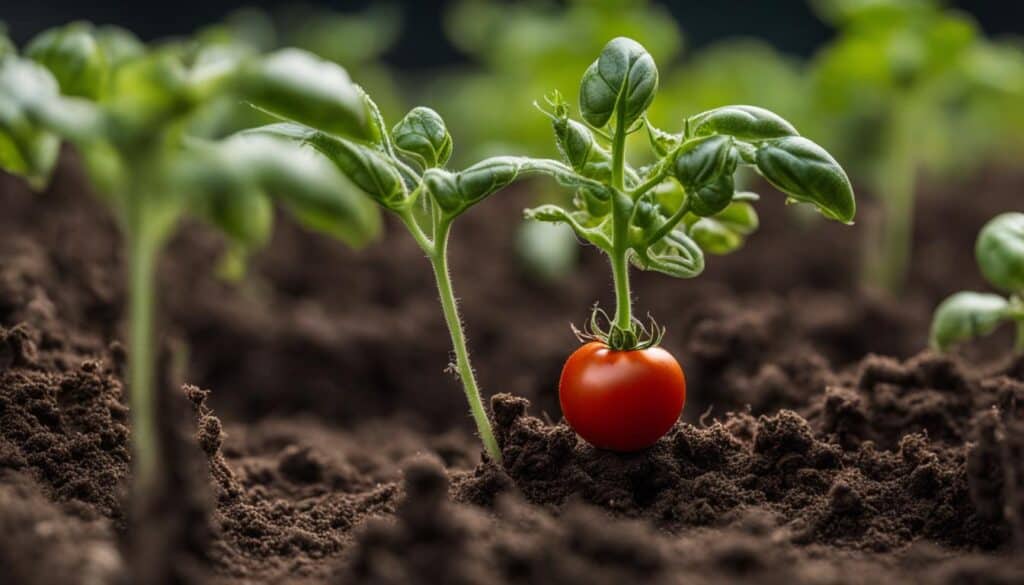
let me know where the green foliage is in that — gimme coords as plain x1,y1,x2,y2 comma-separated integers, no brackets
807,0,1024,295
25,22,107,99
239,48,376,142
753,136,856,223
437,0,682,162
931,213,1024,352
525,37,856,348
579,37,658,128
392,107,453,170
0,23,382,494
975,213,1024,294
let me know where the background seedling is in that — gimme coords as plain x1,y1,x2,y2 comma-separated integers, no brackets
809,0,1024,295
931,213,1024,353
0,25,380,498
526,37,856,349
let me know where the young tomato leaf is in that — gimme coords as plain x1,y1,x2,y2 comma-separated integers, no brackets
245,122,408,211
975,212,1024,294
239,49,375,142
392,106,453,169
673,134,737,191
631,228,705,278
213,132,382,247
687,105,798,141
579,37,658,129
754,136,856,223
929,292,1010,351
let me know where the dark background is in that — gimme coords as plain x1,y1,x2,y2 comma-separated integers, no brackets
3,0,1022,68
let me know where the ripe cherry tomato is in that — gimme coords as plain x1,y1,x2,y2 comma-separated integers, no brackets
559,341,686,451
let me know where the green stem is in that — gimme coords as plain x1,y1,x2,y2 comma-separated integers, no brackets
610,247,632,331
428,220,502,464
609,110,634,332
127,228,159,495
646,194,691,246
864,95,916,295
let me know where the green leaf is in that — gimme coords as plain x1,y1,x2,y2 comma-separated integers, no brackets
392,106,453,169
579,37,658,128
754,136,856,223
673,134,738,190
687,105,798,141
94,26,144,67
200,132,382,247
645,120,680,158
245,122,407,211
25,22,107,99
688,200,759,255
0,55,98,181
631,228,705,279
426,156,602,217
929,292,1010,352
0,92,60,188
976,212,1024,293
524,203,611,250
239,49,374,141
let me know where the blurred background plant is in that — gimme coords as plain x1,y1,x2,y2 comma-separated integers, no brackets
188,3,405,139
4,0,1023,287
806,0,1024,295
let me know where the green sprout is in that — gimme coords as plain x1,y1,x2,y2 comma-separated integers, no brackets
0,24,380,495
931,213,1024,353
809,0,1024,295
525,37,855,348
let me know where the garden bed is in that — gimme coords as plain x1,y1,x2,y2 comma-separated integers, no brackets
1,156,1022,584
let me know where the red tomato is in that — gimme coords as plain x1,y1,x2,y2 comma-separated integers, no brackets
559,341,686,451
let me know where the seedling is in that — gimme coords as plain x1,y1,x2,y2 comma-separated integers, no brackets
526,37,855,449
0,25,380,496
243,84,623,465
810,0,1024,295
931,213,1024,353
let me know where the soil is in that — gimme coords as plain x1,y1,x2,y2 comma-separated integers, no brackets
1,152,1023,584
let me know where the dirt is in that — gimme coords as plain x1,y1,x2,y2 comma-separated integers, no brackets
1,154,1023,583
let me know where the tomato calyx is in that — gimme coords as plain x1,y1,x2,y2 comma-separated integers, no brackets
572,305,666,351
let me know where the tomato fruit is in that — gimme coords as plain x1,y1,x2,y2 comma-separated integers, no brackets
559,341,686,451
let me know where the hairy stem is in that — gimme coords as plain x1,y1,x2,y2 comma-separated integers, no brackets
610,245,633,331
127,227,159,495
429,220,502,464
609,110,634,332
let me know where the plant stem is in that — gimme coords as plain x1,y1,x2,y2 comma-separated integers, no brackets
127,228,159,494
609,110,634,332
610,246,633,331
864,94,916,295
428,220,502,464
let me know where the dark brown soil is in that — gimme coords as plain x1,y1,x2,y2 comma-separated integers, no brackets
1,154,1023,583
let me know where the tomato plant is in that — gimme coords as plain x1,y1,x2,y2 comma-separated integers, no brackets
560,341,685,451
931,213,1024,353
528,37,855,448
241,74,615,465
0,24,379,499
